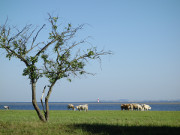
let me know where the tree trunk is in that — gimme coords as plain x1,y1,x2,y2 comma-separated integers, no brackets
45,97,49,121
31,81,46,122
45,82,56,121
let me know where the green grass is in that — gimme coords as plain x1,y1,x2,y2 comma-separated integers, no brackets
0,110,180,135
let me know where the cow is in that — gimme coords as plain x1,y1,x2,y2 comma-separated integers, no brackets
4,106,9,110
141,104,151,111
76,105,81,111
121,104,133,110
67,104,75,111
132,103,143,111
121,104,127,110
76,104,88,112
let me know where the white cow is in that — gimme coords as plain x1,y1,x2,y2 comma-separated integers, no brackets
4,106,9,110
76,105,81,111
141,104,151,111
132,103,143,111
76,104,88,112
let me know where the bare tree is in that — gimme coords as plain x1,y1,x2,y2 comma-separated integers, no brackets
0,15,111,122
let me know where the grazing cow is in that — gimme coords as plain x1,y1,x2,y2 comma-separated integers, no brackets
76,104,88,112
67,104,75,111
129,104,134,110
121,104,133,110
4,106,9,110
141,104,151,111
132,103,143,111
76,105,81,111
121,104,126,110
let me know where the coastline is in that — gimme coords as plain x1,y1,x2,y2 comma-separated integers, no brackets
1,102,180,104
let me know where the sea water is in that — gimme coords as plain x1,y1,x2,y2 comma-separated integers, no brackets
1,102,180,111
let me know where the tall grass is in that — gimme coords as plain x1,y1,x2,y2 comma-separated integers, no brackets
0,110,180,135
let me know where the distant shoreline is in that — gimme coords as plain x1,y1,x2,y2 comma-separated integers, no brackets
1,102,180,111
1,102,180,104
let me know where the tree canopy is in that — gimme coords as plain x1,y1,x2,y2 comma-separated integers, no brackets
0,15,112,122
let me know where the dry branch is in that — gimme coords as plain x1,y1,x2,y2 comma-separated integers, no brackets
40,86,46,115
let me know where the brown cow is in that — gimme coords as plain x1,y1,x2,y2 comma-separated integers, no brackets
121,104,133,110
67,104,75,111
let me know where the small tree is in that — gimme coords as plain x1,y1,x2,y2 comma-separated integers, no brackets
0,15,111,122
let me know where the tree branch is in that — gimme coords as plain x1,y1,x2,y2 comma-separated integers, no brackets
35,39,56,57
3,45,29,66
8,25,32,43
31,24,46,47
40,86,46,115
26,42,45,54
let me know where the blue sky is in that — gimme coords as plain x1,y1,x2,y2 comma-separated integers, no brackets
0,0,180,102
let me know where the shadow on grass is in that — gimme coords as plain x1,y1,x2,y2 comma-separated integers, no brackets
72,123,180,135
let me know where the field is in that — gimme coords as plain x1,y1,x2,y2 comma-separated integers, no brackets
0,110,180,135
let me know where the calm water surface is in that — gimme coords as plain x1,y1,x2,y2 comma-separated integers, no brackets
1,102,180,111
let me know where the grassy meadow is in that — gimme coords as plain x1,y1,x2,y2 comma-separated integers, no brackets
0,110,180,135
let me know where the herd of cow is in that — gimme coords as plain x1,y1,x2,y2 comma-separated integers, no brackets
121,103,151,111
68,103,151,111
2,103,151,111
67,104,88,112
